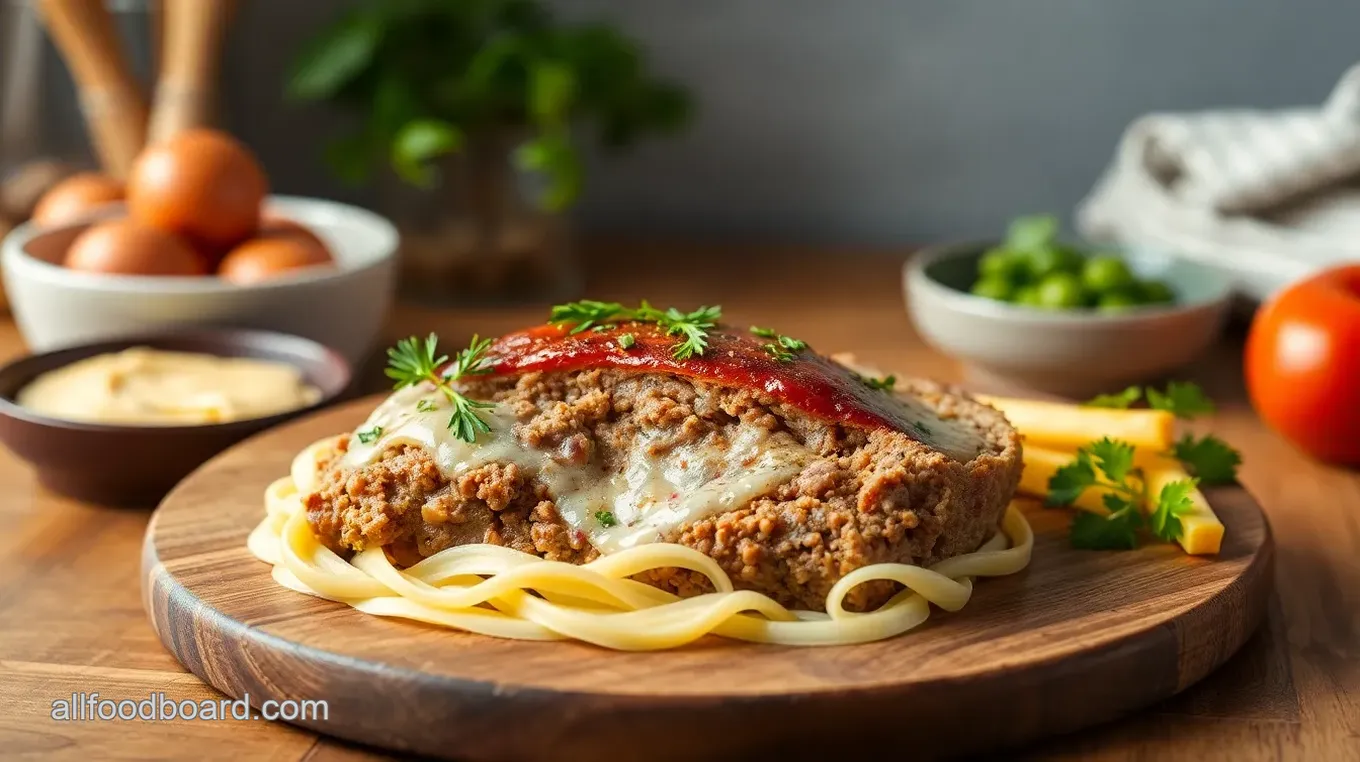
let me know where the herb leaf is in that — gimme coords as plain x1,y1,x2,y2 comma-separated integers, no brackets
1089,437,1136,483
1149,478,1198,541
385,333,447,390
594,510,618,527
549,300,722,360
385,333,496,443
356,425,383,444
863,374,897,391
1171,433,1241,485
416,399,437,412
662,305,720,360
1086,386,1143,409
1147,381,1215,419
750,326,806,362
1046,450,1098,507
549,300,627,334
1070,504,1142,550
617,333,635,350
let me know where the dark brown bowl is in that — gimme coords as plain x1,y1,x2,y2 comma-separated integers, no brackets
0,329,351,506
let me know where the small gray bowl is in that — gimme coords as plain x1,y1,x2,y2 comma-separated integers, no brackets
904,242,1232,396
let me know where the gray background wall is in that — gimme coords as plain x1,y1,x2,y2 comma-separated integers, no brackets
11,1,1360,244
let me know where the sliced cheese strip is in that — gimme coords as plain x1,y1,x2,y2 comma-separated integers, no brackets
1018,444,1113,515
978,395,1175,452
1142,455,1224,556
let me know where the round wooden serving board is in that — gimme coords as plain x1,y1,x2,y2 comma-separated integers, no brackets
143,397,1274,762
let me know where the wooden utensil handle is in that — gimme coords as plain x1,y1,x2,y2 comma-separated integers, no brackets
35,0,148,179
147,0,235,143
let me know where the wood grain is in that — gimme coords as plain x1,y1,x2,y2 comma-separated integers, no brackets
0,246,1357,760
140,395,1271,761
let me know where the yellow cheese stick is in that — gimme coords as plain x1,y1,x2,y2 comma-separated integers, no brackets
1023,444,1224,556
1018,444,1112,515
1142,456,1224,556
978,395,1175,451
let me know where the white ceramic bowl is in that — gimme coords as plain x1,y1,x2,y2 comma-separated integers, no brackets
904,242,1233,396
1,196,398,365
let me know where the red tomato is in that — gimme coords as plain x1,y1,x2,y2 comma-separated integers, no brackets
1245,264,1360,465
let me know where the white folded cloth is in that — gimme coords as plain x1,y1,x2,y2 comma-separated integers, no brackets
1077,64,1360,299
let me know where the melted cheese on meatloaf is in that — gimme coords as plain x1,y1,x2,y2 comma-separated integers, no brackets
342,384,810,553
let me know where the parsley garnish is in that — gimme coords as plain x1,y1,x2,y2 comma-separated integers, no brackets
1171,433,1240,485
1148,478,1198,541
594,510,618,527
1069,496,1143,550
385,333,496,443
1085,385,1143,409
549,300,722,360
416,399,437,413
356,425,383,444
617,333,635,350
1087,381,1215,418
1046,436,1198,550
1147,381,1215,419
863,374,897,391
1084,382,1241,482
749,326,806,363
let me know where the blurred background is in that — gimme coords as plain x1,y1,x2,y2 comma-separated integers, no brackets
7,0,1359,243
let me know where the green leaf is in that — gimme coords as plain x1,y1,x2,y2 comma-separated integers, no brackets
1069,507,1142,550
1085,386,1143,409
1046,450,1097,507
463,32,531,99
391,119,464,187
1171,433,1241,485
515,132,583,211
324,132,375,186
1088,437,1136,483
1005,214,1059,252
1101,492,1132,514
1146,381,1215,419
288,12,384,101
530,60,577,125
1149,478,1198,541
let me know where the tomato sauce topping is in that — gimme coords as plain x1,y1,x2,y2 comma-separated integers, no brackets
487,323,918,435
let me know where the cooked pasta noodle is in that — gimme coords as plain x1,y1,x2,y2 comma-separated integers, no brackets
248,437,1034,650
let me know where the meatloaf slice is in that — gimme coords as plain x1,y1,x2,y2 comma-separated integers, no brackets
304,368,1021,612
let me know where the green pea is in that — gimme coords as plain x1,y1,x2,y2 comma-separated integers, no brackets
970,276,1015,301
1138,280,1176,304
1082,255,1135,293
978,248,1028,282
1013,285,1043,307
1097,291,1142,311
1025,245,1085,280
1036,272,1088,309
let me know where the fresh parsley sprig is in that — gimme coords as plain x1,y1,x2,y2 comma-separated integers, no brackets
862,374,896,391
385,333,496,443
750,326,808,362
1082,381,1240,484
1171,433,1241,485
1047,437,1199,550
549,300,722,360
1083,381,1215,418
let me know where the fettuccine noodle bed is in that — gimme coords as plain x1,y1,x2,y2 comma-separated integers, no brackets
248,437,1033,650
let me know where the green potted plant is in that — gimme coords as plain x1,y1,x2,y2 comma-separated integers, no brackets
288,0,692,303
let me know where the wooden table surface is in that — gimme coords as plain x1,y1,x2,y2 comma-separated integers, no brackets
0,246,1357,761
